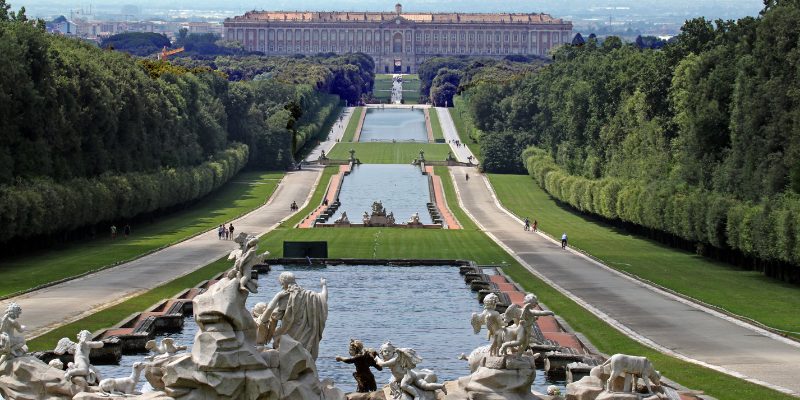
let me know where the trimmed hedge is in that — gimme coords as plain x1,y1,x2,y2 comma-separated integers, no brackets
0,144,249,242
524,147,800,273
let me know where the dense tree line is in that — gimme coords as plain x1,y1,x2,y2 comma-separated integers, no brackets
0,7,369,244
459,0,800,280
100,32,171,56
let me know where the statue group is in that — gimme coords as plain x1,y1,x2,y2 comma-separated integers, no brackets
0,234,668,400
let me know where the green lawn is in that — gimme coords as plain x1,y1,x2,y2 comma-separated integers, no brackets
488,173,800,339
429,109,445,141
0,171,282,298
26,162,796,400
373,74,421,104
327,143,451,164
341,107,363,142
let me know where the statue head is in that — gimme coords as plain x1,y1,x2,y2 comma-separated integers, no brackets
279,271,297,288
145,340,157,351
48,359,64,370
349,339,365,356
379,341,397,360
246,237,259,250
5,303,21,318
77,330,92,342
252,302,267,318
483,293,499,309
523,293,538,306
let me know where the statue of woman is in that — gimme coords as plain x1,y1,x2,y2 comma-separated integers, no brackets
256,272,328,359
376,342,446,400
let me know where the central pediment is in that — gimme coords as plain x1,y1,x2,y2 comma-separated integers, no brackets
379,16,416,28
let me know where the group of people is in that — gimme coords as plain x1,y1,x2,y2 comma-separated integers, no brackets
290,201,299,211
217,223,235,240
110,224,131,239
524,217,568,248
450,139,465,148
523,217,538,233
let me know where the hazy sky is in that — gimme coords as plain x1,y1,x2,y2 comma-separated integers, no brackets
18,0,765,21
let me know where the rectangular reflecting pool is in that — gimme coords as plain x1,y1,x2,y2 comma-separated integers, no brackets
96,265,566,394
331,164,433,224
359,108,427,142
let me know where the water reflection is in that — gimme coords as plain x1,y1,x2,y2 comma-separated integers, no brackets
330,164,433,224
96,265,566,394
359,108,427,142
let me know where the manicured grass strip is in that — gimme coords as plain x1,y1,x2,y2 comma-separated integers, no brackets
0,171,282,299
328,143,451,164
28,256,232,351
450,96,483,160
282,166,339,228
488,173,800,339
341,107,364,142
429,108,445,141
434,166,478,231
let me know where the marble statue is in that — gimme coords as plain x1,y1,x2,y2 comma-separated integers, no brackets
470,293,504,356
363,211,370,224
54,330,104,384
227,235,268,294
499,294,554,355
376,342,446,400
255,271,329,359
145,338,187,360
99,361,146,395
418,150,425,162
49,358,65,370
387,212,395,225
591,354,661,393
334,212,350,224
372,201,385,215
0,303,27,363
335,339,382,393
407,213,421,225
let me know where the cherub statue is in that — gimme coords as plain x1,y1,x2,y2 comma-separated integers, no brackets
335,339,382,393
376,341,446,400
363,211,370,224
470,293,504,356
144,338,187,361
335,212,350,224
0,302,28,363
54,330,104,384
387,212,395,225
408,212,421,224
498,303,534,356
227,235,268,293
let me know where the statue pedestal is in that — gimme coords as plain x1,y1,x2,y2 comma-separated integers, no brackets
445,355,540,400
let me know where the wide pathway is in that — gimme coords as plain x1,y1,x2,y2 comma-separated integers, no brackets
11,167,329,339
436,107,476,163
437,108,800,396
304,107,354,162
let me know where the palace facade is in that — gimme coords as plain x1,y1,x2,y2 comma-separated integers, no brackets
224,4,572,73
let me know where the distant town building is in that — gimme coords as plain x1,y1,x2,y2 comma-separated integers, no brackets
58,19,223,42
46,16,77,35
224,3,572,73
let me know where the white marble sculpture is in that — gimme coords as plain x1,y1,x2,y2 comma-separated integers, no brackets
99,361,147,395
407,213,421,225
387,212,395,225
49,358,65,370
376,342,446,400
0,303,28,363
500,294,555,355
55,330,104,384
227,234,268,294
470,293,504,356
363,211,370,224
255,272,328,359
145,338,187,361
591,354,661,393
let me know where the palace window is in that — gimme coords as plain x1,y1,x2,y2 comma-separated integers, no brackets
504,32,509,42
451,32,456,41
304,30,310,40
495,32,500,42
513,32,518,42
460,32,466,40
434,33,438,41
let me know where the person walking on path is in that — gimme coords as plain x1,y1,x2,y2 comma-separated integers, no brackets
110,225,117,240
229,223,235,239
532,220,538,232
524,217,530,231
561,232,568,249
123,224,131,239
465,173,470,182
218,224,224,240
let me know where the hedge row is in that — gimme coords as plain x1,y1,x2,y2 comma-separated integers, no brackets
524,147,800,266
0,143,249,242
295,93,341,151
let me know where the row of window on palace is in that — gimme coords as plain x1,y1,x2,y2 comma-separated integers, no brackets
241,43,557,55
227,28,568,44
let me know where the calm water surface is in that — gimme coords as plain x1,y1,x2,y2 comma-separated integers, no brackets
330,164,433,224
96,265,566,394
359,108,427,142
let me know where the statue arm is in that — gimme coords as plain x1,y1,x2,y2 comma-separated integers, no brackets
319,278,328,303
262,291,289,322
376,355,396,368
87,340,104,349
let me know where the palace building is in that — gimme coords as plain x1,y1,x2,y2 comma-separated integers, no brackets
224,4,572,73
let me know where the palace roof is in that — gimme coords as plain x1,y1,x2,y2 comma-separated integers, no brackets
227,11,566,25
